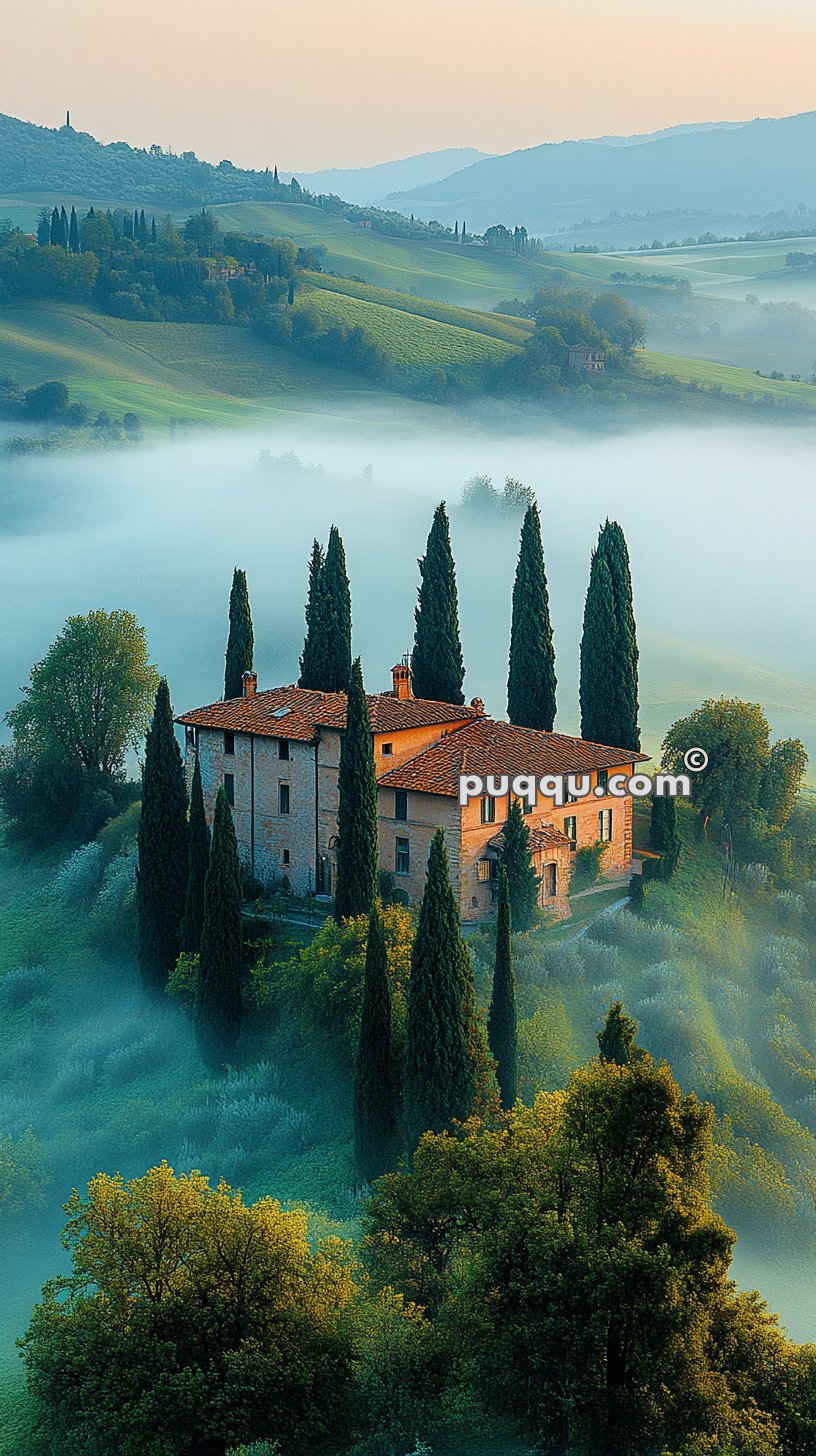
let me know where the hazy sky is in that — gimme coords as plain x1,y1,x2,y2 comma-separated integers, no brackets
2,0,814,172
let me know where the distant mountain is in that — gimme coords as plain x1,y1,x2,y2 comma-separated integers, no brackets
589,119,749,147
387,112,816,235
291,149,489,206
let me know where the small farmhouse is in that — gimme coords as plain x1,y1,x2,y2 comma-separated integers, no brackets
568,344,605,373
177,665,646,921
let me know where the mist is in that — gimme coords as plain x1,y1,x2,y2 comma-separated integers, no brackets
1,417,813,764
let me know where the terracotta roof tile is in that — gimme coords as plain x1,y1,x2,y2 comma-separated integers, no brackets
177,684,481,743
487,824,572,853
377,717,648,798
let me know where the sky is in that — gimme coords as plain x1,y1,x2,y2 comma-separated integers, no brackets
2,0,814,172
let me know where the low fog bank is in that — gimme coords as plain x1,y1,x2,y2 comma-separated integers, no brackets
0,419,812,764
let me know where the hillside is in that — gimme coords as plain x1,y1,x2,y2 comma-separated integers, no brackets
389,111,816,234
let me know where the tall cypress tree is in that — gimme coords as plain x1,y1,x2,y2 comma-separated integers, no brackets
507,502,556,731
488,867,517,1109
137,679,188,993
334,658,378,922
196,786,243,1069
151,215,157,245
181,755,210,953
68,206,79,255
579,549,620,746
322,525,352,693
411,503,465,704
649,792,682,880
60,207,69,248
579,524,640,749
500,798,539,932
49,207,62,247
404,829,474,1150
299,539,327,689
354,904,400,1182
598,520,640,750
224,567,254,700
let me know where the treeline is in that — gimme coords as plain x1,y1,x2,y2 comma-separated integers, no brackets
610,268,693,295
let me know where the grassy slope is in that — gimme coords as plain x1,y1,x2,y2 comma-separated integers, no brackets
0,302,398,426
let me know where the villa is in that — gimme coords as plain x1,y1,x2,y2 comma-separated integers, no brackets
177,663,646,921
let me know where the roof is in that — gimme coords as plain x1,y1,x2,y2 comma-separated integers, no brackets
377,716,648,798
177,684,481,744
487,824,572,855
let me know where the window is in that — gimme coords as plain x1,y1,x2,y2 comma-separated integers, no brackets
223,731,235,756
543,863,557,898
395,837,410,875
279,783,290,815
394,789,408,822
598,808,612,842
224,772,234,806
185,725,196,749
596,768,608,792
564,815,577,846
477,858,492,882
381,741,393,756
282,848,290,866
278,738,289,760
480,796,496,825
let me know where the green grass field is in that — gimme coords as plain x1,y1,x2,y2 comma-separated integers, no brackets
637,346,816,402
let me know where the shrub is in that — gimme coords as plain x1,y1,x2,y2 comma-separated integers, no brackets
52,841,104,903
0,964,48,1011
571,842,606,892
517,999,578,1099
276,904,414,1067
101,1031,171,1086
0,1127,50,1222
740,863,772,899
167,952,200,1008
773,890,805,928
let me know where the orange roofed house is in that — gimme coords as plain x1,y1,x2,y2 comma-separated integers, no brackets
177,665,646,922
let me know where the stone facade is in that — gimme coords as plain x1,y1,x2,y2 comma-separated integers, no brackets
179,670,644,922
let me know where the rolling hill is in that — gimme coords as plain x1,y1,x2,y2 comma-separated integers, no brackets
292,148,489,205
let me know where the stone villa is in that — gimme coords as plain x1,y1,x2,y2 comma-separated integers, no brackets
177,664,646,922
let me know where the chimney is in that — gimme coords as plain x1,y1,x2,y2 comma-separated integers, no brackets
470,696,485,715
391,658,413,700
242,670,257,698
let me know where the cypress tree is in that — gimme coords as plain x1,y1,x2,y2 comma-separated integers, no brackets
334,658,378,922
139,208,147,241
500,798,539,932
60,206,69,247
488,867,517,1109
224,567,254,700
354,903,399,1182
649,792,681,880
404,829,474,1150
597,1001,639,1064
181,755,210,953
411,503,465,704
288,277,295,305
137,679,188,993
628,871,645,915
151,215,157,244
579,549,619,746
580,523,640,749
598,520,640,749
507,502,556,731
68,206,79,255
49,207,61,247
196,786,243,1069
322,525,352,693
299,539,328,689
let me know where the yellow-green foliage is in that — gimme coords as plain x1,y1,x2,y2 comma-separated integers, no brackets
273,903,414,1066
517,998,578,1101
